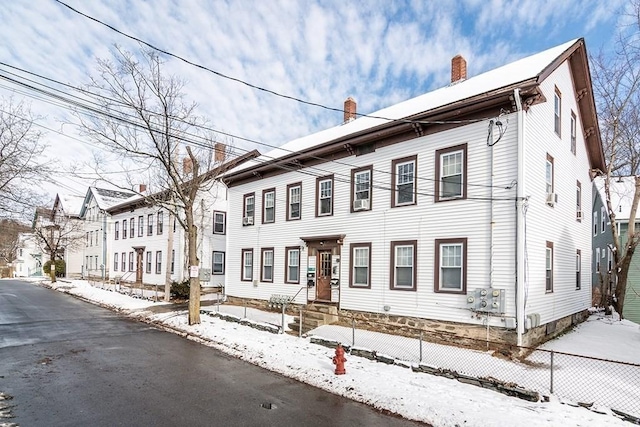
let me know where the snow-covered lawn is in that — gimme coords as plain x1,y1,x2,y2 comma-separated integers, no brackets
32,279,640,426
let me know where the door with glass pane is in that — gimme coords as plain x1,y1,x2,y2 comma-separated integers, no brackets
316,251,332,300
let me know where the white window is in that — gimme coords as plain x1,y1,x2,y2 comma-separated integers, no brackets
146,251,152,273
353,168,372,210
601,206,606,233
608,248,612,273
440,151,463,198
123,220,127,239
130,217,135,238
212,251,225,275
242,249,253,281
594,211,598,236
351,244,370,287
546,242,553,292
121,252,126,271
114,253,118,272
391,241,415,289
576,182,582,218
576,250,581,290
545,156,554,194
287,184,301,220
263,189,275,223
318,177,333,216
596,247,600,273
570,111,576,154
437,241,465,292
155,251,162,274
213,211,226,234
157,212,164,234
261,248,274,282
243,193,255,224
138,215,144,236
286,248,300,283
147,214,153,235
394,159,415,206
129,252,134,272
554,87,561,136
114,222,119,240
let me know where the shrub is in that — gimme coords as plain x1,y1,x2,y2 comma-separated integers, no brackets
43,259,66,277
170,279,190,300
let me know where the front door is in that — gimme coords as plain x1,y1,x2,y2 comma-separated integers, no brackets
316,251,332,301
133,247,145,284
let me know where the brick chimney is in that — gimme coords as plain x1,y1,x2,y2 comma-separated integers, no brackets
214,142,226,163
451,55,467,84
137,184,147,193
344,97,357,123
183,157,193,175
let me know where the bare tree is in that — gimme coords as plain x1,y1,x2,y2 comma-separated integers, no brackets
0,219,30,276
76,46,228,324
591,0,640,318
0,97,50,220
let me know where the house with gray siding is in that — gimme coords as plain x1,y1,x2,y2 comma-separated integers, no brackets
223,38,605,346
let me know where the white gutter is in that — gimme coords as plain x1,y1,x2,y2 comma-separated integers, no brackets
514,89,525,346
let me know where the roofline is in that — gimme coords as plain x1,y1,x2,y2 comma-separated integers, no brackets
106,149,261,214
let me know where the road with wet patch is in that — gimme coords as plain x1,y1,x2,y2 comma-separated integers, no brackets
0,280,426,426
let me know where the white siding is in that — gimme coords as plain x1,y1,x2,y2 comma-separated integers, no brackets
227,117,519,327
521,61,593,324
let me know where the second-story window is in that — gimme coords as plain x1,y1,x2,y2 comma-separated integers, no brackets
392,156,416,207
243,193,255,226
213,211,226,234
576,181,582,221
436,145,467,201
570,111,577,154
122,219,127,239
352,166,372,212
157,211,163,235
287,183,301,221
601,206,606,233
317,175,334,216
138,215,144,236
262,189,275,224
545,154,554,197
130,217,135,238
147,214,153,235
114,221,119,240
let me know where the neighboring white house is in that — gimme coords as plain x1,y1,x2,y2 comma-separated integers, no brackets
222,38,605,347
105,150,259,289
78,187,136,279
14,232,44,277
51,193,85,278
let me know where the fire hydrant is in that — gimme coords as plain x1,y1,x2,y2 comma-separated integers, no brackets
333,344,347,375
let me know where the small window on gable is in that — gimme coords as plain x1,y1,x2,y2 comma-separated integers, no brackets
243,193,255,226
286,183,301,221
554,87,561,137
351,166,372,212
316,175,334,217
262,189,275,224
436,144,467,202
570,111,576,154
392,156,417,207
213,211,226,234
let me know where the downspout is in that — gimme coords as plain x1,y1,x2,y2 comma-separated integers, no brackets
102,210,107,280
514,88,525,346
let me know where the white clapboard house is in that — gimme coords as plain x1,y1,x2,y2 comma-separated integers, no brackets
222,39,604,346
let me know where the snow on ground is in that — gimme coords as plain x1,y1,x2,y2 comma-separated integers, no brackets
31,278,638,427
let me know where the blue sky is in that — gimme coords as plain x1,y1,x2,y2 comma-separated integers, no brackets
0,0,630,197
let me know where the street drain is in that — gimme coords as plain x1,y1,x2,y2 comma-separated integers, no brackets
260,402,274,410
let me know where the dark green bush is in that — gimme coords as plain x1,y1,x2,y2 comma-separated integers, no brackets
43,259,66,277
170,279,190,299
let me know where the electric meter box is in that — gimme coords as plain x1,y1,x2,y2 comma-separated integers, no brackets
466,288,506,314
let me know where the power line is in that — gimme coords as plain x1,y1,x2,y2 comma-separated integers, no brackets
53,0,483,127
0,63,513,195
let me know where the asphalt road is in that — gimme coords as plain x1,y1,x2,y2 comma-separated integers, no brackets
0,280,425,426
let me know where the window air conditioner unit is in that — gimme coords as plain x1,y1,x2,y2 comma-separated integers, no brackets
242,217,254,226
546,193,558,206
576,210,583,220
353,199,370,211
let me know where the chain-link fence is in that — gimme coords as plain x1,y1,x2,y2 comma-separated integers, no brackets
299,308,640,419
